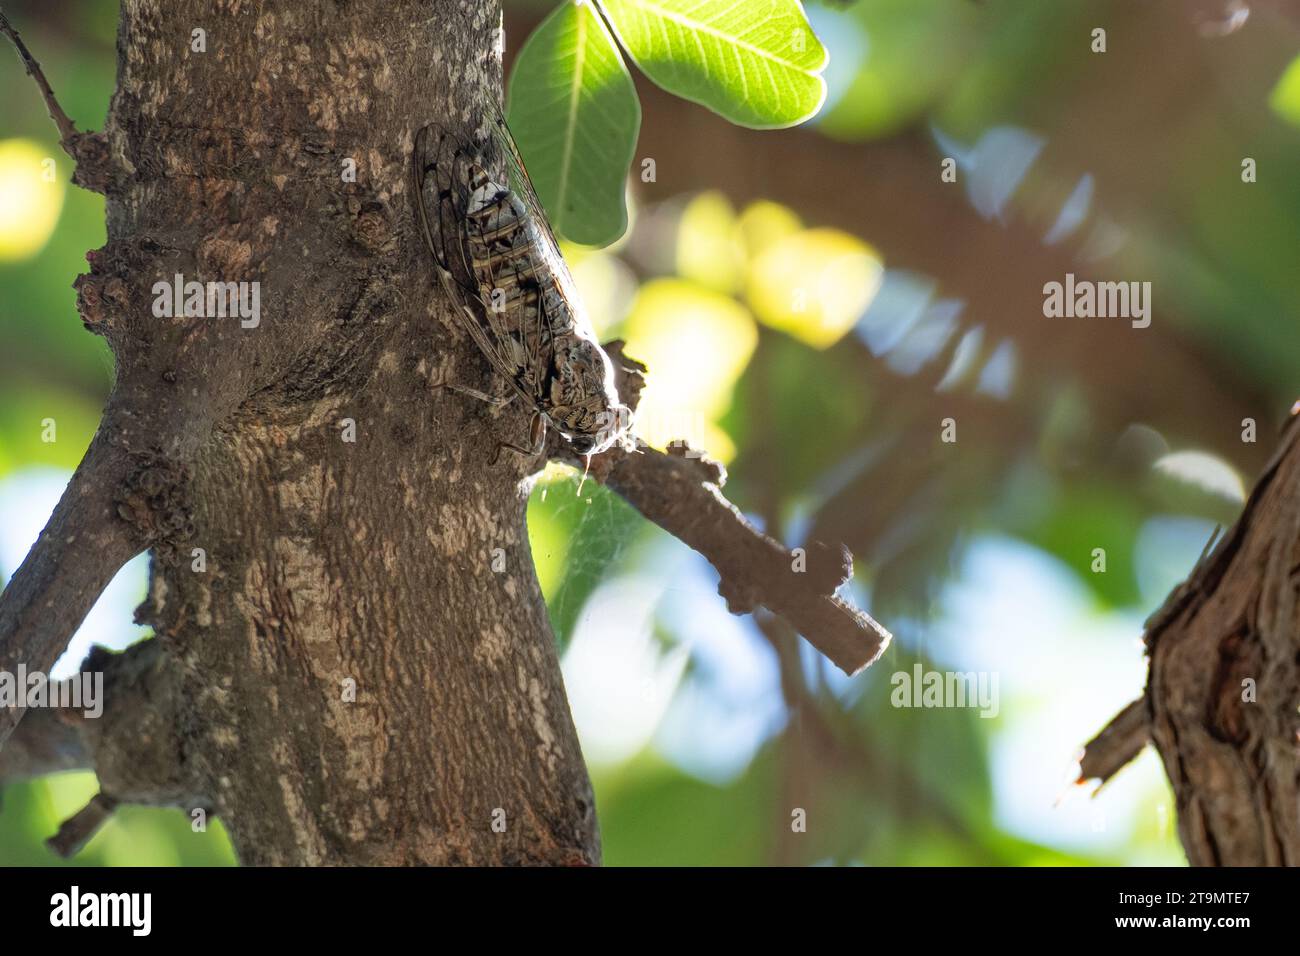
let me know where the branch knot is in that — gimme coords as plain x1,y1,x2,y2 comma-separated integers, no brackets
114,453,196,562
68,131,113,194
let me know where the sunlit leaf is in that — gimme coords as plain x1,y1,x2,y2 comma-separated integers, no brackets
736,199,802,258
507,0,641,246
0,139,65,261
675,191,743,293
621,278,757,460
527,466,574,603
1152,450,1246,505
1269,53,1300,126
529,477,646,649
747,228,883,348
597,0,828,128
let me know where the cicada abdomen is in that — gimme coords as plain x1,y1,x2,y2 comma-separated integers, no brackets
412,119,631,457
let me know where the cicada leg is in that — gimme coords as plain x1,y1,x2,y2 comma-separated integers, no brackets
489,411,547,466
429,369,515,407
434,374,544,466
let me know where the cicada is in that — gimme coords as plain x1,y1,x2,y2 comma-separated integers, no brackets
412,114,631,459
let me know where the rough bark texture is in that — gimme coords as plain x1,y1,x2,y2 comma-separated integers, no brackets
1143,416,1300,865
71,0,598,866
1083,415,1300,865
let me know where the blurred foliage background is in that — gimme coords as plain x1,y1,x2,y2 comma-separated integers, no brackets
3,0,1298,866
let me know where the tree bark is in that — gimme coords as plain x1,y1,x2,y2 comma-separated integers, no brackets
149,0,604,866
1143,416,1300,865
61,0,600,866
6,0,1291,870
1084,414,1300,865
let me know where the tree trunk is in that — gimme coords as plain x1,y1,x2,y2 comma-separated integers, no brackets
1084,415,1300,865
1144,417,1300,865
71,0,598,866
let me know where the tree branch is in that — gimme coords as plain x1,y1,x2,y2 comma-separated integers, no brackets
604,445,889,675
1078,698,1149,784
0,422,158,751
0,639,205,856
46,791,118,858
556,343,891,676
0,7,76,144
1140,414,1300,864
0,6,112,192
0,696,87,789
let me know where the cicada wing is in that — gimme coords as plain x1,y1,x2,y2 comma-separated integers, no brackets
413,123,535,401
487,111,605,349
488,111,565,257
462,175,553,402
412,124,482,301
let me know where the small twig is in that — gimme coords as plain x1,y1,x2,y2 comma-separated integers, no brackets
0,701,87,794
0,7,111,191
47,791,119,858
599,445,890,674
556,342,892,677
1078,698,1150,784
0,7,79,148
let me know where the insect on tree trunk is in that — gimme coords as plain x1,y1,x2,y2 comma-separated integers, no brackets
5,0,601,865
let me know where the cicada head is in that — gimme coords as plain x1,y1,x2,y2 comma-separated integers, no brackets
560,401,632,455
547,336,631,455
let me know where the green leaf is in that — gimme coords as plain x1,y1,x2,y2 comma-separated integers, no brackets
507,0,641,246
596,0,828,128
817,0,975,141
528,478,646,650
1270,52,1300,126
594,751,776,865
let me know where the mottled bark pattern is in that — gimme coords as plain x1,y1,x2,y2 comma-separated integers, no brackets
100,0,597,864
1146,417,1300,865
